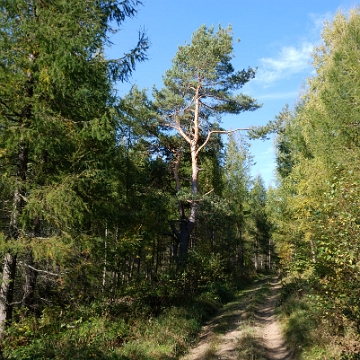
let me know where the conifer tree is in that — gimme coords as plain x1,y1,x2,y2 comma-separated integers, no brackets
248,176,272,270
153,25,260,262
0,0,148,335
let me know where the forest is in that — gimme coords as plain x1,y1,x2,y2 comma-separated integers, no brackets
0,1,359,359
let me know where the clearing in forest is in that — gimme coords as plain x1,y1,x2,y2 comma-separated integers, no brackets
181,276,292,360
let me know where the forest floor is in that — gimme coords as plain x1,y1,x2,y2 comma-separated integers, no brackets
180,276,292,360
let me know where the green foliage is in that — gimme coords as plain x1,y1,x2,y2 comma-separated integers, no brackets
263,9,360,358
341,352,360,360
153,24,260,154
3,303,130,359
0,0,153,343
271,8,360,350
121,306,201,359
2,286,226,360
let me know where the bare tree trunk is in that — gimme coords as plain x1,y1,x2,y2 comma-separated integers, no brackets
0,140,28,336
170,147,197,264
0,253,17,336
23,250,38,313
179,219,194,263
176,143,198,262
254,240,258,270
310,239,316,263
268,238,271,270
23,217,41,313
102,224,108,291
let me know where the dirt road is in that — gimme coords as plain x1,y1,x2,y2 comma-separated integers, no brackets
180,277,292,360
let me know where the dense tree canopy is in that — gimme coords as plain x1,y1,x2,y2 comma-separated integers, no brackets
0,0,148,337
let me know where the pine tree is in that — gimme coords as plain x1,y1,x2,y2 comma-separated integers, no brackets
153,25,260,262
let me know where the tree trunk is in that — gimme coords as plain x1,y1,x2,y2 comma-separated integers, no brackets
23,250,38,313
178,219,194,263
0,253,17,337
23,217,41,313
0,141,28,336
268,238,272,270
170,147,198,264
170,87,201,265
310,239,316,263
176,142,198,261
102,224,108,291
170,219,194,265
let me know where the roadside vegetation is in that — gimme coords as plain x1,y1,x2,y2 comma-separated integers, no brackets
270,8,360,360
3,275,253,359
276,273,360,360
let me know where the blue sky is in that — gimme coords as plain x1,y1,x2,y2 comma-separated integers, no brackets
107,0,358,187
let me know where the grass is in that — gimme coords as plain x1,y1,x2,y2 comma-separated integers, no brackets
200,336,220,360
236,328,266,360
241,281,271,324
3,274,277,360
234,278,272,359
3,297,209,360
119,306,206,359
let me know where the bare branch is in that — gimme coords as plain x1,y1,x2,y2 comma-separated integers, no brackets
174,115,191,144
18,261,62,277
0,100,23,119
39,297,53,304
18,193,28,202
203,188,214,196
182,95,196,111
184,188,214,203
196,127,250,157
9,300,22,306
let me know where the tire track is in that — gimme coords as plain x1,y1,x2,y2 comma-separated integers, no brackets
180,277,292,360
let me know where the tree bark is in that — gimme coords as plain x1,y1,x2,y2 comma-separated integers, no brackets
0,141,28,336
0,252,17,336
23,250,38,313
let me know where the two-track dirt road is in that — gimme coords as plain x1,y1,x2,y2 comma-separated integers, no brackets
181,277,292,360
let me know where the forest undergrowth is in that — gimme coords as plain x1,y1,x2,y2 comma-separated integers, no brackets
1,274,253,359
276,273,360,360
2,272,360,359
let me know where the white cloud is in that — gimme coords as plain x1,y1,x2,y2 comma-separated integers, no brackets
308,11,333,37
256,42,314,84
254,10,340,86
256,91,299,100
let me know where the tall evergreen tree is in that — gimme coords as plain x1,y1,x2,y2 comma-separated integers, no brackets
248,176,272,270
153,25,260,262
0,0,148,335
